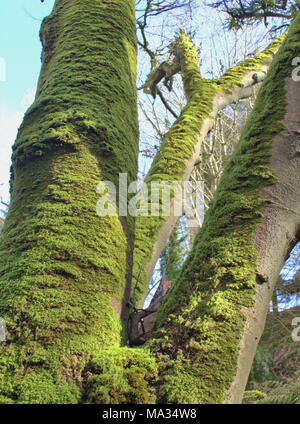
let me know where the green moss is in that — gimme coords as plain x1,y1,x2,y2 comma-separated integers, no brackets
12,0,138,236
84,346,158,404
0,0,138,403
144,15,300,403
216,34,285,92
174,30,203,97
132,30,282,307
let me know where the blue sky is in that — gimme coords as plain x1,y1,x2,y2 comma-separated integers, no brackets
0,0,55,202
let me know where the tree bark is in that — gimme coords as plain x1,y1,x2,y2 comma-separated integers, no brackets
0,0,299,405
149,15,300,403
0,0,138,403
132,32,283,307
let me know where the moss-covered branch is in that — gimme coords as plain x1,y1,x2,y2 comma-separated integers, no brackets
132,31,283,307
0,0,138,403
146,13,300,403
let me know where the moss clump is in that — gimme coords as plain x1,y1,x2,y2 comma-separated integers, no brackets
145,14,300,403
174,30,203,97
84,346,158,404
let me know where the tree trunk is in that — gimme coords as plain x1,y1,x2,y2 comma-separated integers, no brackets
0,0,138,403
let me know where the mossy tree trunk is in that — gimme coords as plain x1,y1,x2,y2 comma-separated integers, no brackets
0,0,300,404
147,17,300,403
0,0,138,403
131,32,283,306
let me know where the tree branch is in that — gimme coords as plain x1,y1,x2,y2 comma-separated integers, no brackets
131,32,284,306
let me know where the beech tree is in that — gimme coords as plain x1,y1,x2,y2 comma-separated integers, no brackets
0,0,299,404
